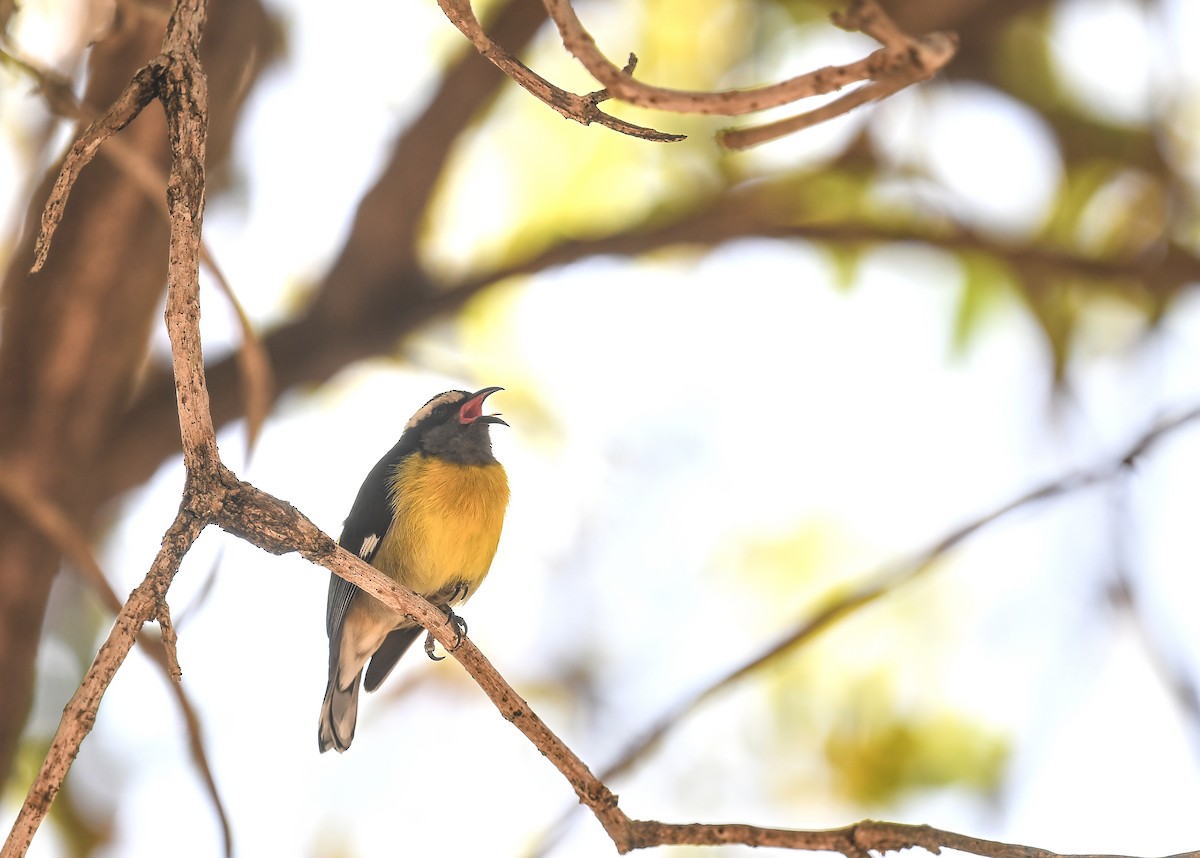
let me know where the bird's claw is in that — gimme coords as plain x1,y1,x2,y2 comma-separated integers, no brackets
444,606,468,650
423,608,467,661
424,632,445,661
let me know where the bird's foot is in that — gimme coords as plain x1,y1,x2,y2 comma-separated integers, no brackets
423,631,444,661
444,605,468,650
423,608,468,661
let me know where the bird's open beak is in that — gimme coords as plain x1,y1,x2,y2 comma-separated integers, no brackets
459,386,508,426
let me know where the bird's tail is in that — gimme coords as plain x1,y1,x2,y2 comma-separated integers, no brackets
318,673,361,753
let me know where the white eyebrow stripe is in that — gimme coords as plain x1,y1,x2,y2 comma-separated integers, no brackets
403,390,468,431
359,534,380,560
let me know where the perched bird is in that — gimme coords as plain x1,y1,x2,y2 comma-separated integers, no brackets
319,387,509,753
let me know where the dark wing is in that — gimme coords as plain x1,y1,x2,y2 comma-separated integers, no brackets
326,439,412,641
363,627,423,691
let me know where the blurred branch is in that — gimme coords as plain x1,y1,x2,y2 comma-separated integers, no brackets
100,169,1200,509
1115,565,1200,737
483,188,1200,293
608,402,1200,773
0,44,80,116
0,41,273,455
531,402,1200,856
1105,481,1200,745
437,0,956,148
0,469,111,597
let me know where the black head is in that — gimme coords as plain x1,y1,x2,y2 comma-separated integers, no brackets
401,386,507,465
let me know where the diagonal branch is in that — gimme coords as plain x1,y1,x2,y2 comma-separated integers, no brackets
435,0,684,142
529,401,1200,856
217,473,1200,858
30,64,161,272
1104,483,1200,743
718,75,909,149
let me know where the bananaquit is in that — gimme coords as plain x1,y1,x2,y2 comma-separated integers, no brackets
318,387,509,753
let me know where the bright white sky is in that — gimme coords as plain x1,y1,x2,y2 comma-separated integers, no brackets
3,1,1200,857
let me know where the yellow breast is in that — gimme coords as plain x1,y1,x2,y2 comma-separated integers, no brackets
374,454,509,599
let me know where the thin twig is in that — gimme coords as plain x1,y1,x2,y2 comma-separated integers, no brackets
30,63,160,272
155,598,183,681
435,0,685,142
718,77,909,150
1104,479,1200,743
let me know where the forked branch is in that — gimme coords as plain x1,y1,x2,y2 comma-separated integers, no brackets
435,0,957,147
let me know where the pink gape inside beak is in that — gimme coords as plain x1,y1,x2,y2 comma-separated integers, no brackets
458,387,504,424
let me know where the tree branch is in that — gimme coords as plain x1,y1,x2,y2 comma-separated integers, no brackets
30,64,160,272
718,76,910,150
158,0,217,472
210,473,1200,858
437,0,956,147
615,819,1200,858
435,0,684,142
